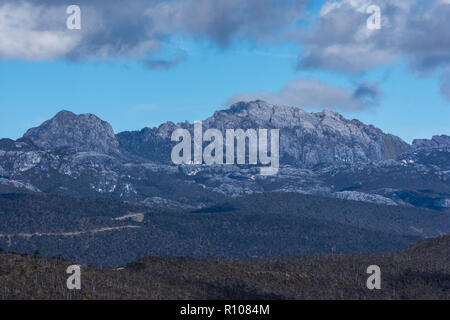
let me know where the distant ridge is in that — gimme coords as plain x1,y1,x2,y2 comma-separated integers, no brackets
117,100,411,167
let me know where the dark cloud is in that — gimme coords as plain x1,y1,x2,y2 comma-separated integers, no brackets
441,71,450,102
227,78,381,111
143,53,187,71
146,0,308,48
353,82,382,106
0,0,307,61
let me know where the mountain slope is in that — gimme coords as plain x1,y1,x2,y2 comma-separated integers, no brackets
118,100,411,167
2,191,448,267
23,110,119,154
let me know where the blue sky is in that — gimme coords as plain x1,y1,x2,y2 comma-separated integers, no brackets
0,0,449,143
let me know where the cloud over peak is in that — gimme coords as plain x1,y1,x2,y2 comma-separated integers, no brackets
227,78,382,111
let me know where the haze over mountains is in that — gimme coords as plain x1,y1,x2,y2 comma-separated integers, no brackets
0,101,448,267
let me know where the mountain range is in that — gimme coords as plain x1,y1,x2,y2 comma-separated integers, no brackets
1,100,449,210
0,101,448,267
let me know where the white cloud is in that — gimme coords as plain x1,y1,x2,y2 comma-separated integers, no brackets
297,0,450,74
0,2,80,60
0,0,307,61
227,78,381,111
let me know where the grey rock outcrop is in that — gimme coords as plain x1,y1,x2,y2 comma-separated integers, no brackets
23,110,119,154
412,135,450,149
0,101,447,211
206,101,411,167
119,101,411,168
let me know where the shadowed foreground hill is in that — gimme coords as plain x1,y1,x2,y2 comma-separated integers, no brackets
0,235,448,300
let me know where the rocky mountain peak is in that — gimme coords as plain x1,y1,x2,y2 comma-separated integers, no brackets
227,100,268,113
413,135,450,149
217,101,350,129
182,101,411,166
23,110,119,154
21,102,411,167
53,110,77,119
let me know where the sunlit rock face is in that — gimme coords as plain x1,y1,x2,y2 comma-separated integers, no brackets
201,100,411,167
23,110,119,154
118,100,411,168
